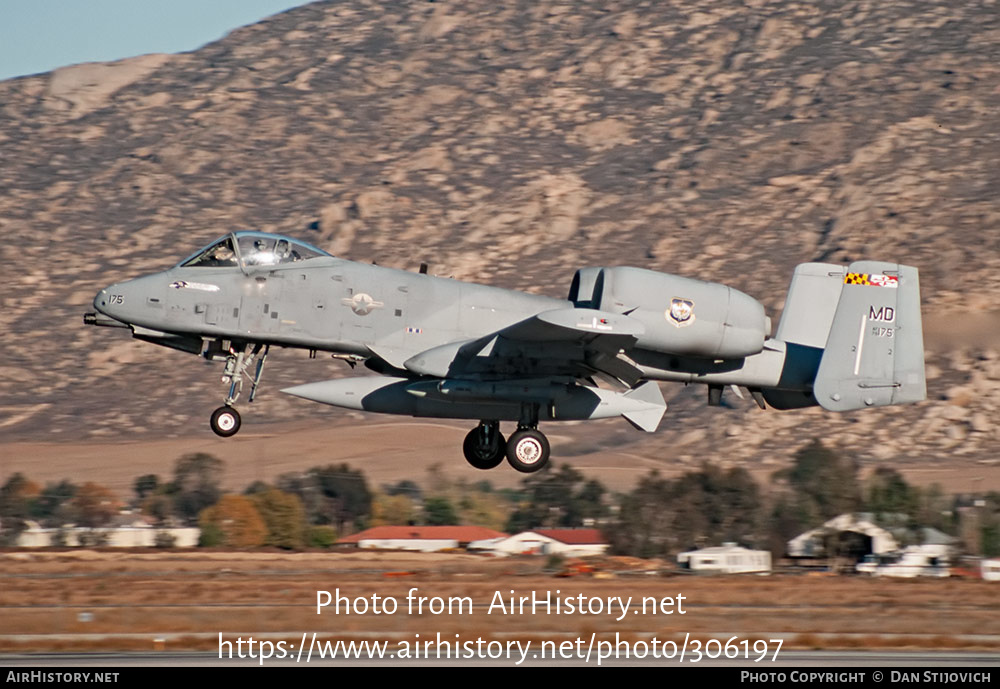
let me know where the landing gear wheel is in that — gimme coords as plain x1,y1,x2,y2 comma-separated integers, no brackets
462,427,506,470
505,428,550,473
210,406,241,438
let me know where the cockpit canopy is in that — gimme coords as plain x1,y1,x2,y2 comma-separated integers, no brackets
179,232,331,269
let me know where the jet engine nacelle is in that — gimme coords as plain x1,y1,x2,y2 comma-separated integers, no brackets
570,266,768,359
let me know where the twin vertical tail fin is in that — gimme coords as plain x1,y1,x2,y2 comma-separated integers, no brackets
769,261,926,412
811,261,926,411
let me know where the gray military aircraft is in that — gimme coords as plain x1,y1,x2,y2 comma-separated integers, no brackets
84,231,925,473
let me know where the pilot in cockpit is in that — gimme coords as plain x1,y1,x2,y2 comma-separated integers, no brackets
248,238,278,266
182,233,328,268
207,241,236,266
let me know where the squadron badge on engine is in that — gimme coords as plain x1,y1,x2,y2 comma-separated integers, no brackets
667,298,695,327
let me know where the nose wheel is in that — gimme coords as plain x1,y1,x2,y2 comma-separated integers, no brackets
210,405,241,437
208,342,269,437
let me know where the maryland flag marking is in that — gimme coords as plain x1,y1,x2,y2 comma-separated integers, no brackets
844,273,898,288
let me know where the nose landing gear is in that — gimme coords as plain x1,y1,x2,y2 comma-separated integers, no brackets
209,343,269,437
210,405,241,437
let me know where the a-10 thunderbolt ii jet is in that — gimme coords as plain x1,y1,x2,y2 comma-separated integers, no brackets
85,231,925,473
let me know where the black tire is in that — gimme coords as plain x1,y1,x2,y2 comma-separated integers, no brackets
462,427,506,470
210,406,241,437
505,428,550,473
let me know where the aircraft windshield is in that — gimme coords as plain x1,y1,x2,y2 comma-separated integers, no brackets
180,237,239,267
179,233,330,268
237,235,325,266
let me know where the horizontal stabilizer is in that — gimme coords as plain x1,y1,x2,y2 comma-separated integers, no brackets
621,381,666,432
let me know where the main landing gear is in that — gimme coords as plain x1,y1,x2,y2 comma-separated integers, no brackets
209,343,269,438
462,421,506,470
463,407,551,473
505,427,550,473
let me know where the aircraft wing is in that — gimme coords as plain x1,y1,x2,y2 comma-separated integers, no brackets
401,308,647,385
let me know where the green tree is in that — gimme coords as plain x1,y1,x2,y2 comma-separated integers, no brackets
133,474,160,503
371,492,416,526
914,483,953,534
244,481,272,495
278,464,371,533
30,480,79,527
668,464,762,549
864,467,919,518
780,439,860,520
608,465,763,558
250,488,305,549
0,473,41,545
423,496,458,525
305,525,338,548
413,469,510,530
606,470,674,558
0,473,40,519
983,524,1000,557
454,487,510,531
768,493,819,557
384,480,422,500
141,493,174,526
505,464,608,532
760,440,864,556
169,453,225,525
980,492,1000,557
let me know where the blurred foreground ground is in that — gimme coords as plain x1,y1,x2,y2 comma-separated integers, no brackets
1,550,998,653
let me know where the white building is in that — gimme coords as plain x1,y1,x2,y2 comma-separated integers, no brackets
337,526,508,552
469,529,608,557
982,558,1000,581
787,513,899,558
15,520,199,547
858,544,951,578
677,543,771,574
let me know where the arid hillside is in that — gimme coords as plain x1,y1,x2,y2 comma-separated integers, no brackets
1,0,998,477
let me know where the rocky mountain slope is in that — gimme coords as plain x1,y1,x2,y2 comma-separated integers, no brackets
1,0,998,471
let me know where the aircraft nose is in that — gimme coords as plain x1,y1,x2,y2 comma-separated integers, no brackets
93,283,128,321
90,274,168,326
94,285,121,317
93,288,110,314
